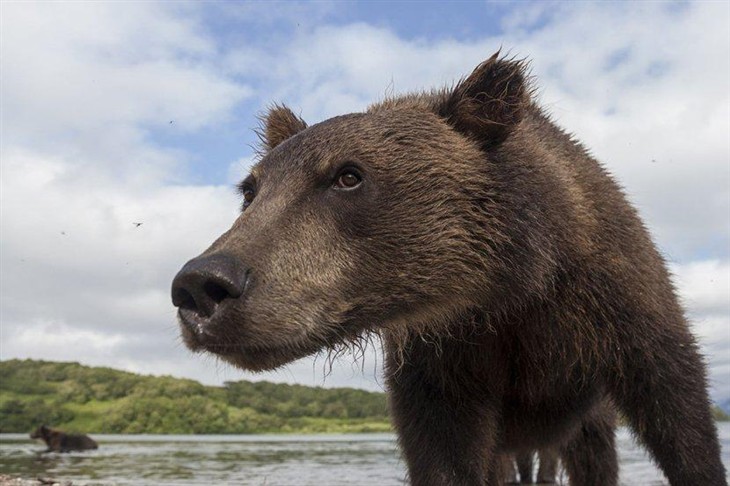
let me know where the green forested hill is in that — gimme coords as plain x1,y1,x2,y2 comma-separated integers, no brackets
0,359,390,434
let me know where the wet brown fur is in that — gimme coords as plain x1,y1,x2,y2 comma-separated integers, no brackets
30,425,97,452
175,53,726,485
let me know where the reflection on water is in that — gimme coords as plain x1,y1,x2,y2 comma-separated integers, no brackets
1,425,729,485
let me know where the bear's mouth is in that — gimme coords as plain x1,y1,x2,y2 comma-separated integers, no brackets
177,309,329,372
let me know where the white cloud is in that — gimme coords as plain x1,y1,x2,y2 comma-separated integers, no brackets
672,261,730,400
673,260,730,317
7,319,126,356
1,2,728,402
4,2,212,114
1,0,251,188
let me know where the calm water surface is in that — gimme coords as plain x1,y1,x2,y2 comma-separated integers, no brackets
1,424,729,485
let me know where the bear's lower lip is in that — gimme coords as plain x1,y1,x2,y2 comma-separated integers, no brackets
177,308,230,352
177,309,297,360
214,344,318,372
177,307,344,371
190,329,324,372
177,308,209,338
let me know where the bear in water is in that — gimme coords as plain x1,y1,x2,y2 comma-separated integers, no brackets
30,425,98,452
172,52,726,485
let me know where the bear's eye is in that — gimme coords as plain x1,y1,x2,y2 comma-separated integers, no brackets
237,176,257,210
334,168,362,190
241,187,255,209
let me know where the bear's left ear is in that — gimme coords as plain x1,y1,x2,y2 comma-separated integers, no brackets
439,52,531,148
258,104,308,153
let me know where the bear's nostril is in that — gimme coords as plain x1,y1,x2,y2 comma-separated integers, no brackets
172,288,198,312
204,281,232,305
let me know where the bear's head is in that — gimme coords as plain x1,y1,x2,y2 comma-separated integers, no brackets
172,53,535,371
30,425,50,440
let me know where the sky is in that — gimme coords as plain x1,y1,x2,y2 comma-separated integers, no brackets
1,1,729,404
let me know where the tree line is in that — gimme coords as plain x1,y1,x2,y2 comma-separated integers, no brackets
0,359,390,434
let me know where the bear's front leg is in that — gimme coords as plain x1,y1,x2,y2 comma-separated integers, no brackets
386,345,503,486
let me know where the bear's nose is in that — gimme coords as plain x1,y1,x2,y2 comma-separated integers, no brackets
171,253,249,320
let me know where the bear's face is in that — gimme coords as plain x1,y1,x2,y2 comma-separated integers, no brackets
30,425,49,440
173,54,530,371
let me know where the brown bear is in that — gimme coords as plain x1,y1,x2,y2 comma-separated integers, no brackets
30,425,98,452
171,52,727,485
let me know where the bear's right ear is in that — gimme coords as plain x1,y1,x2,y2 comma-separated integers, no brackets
258,104,308,153
439,52,531,148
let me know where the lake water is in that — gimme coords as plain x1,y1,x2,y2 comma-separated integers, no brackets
1,424,729,485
